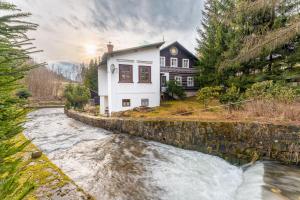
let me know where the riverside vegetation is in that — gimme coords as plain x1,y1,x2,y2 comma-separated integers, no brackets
0,2,88,199
0,2,40,198
1,134,89,199
113,81,299,125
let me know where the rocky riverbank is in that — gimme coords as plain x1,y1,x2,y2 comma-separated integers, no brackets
5,134,92,200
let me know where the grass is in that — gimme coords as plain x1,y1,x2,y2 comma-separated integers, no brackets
1,133,91,200
117,97,300,125
119,97,228,121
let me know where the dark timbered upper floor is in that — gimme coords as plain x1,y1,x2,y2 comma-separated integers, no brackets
160,41,198,69
160,41,199,91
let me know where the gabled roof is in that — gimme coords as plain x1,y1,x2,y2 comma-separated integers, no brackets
160,41,198,61
100,41,165,66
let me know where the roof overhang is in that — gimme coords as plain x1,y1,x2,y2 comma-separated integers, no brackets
99,41,165,66
160,41,199,61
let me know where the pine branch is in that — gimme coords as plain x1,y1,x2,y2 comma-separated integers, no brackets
221,18,300,67
0,13,32,22
0,2,19,11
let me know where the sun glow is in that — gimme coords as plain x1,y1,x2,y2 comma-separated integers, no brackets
85,44,97,57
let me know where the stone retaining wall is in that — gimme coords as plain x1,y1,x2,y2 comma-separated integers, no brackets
65,109,300,165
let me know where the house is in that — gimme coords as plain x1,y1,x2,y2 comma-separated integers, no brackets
98,42,164,116
160,41,199,96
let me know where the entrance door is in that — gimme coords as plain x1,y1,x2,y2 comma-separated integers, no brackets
160,74,167,92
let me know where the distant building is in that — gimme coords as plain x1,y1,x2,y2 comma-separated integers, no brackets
89,89,100,106
160,41,199,96
98,42,164,116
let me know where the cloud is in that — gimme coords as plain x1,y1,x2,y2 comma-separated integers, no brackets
91,0,202,31
11,0,203,62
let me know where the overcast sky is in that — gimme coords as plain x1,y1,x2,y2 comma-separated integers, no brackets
11,0,203,63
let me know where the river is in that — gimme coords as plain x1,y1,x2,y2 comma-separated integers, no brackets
24,108,300,200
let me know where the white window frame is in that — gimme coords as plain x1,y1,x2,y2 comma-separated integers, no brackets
170,57,178,68
182,59,189,68
160,57,166,67
174,76,182,86
187,76,194,87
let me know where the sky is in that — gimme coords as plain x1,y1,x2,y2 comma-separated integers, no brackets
11,0,204,63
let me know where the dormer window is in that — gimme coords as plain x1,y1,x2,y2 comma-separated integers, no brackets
171,58,178,67
160,57,166,67
182,59,189,68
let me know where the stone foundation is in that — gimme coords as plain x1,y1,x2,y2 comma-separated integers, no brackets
65,109,300,165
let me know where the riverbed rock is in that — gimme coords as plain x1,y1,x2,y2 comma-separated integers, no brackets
31,151,42,159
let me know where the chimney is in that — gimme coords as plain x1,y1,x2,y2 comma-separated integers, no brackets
107,42,114,53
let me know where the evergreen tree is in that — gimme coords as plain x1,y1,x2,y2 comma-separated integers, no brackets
196,0,233,87
220,0,300,88
0,2,41,198
197,0,300,90
83,58,98,92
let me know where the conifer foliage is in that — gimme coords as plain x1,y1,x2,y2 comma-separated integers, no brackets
197,0,300,89
83,59,98,92
0,1,41,199
196,0,233,87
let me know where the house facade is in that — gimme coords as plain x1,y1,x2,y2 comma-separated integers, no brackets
160,41,199,96
98,42,164,116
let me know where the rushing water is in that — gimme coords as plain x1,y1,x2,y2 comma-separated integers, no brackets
24,108,300,200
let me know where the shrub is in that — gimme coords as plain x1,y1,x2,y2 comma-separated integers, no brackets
197,86,222,108
220,85,241,111
245,80,297,103
16,89,32,99
245,80,273,99
166,80,186,99
64,84,91,110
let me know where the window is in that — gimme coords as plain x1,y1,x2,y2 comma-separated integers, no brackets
174,76,182,86
139,66,151,83
119,65,133,83
170,58,178,67
122,99,131,107
141,99,149,107
160,57,166,67
182,59,189,68
236,72,243,77
187,77,194,87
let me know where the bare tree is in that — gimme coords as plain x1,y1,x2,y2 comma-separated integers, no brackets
25,67,68,100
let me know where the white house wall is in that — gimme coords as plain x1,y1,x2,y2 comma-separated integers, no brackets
98,67,108,96
107,48,160,114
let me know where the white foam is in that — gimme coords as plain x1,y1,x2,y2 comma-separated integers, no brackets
146,142,246,200
24,108,267,200
235,163,265,200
